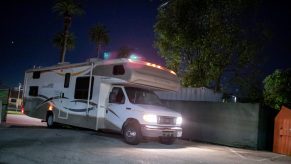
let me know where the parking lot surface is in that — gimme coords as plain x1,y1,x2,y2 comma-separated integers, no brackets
0,114,290,164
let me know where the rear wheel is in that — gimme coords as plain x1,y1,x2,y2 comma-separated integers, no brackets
123,123,141,145
46,113,54,128
159,137,176,145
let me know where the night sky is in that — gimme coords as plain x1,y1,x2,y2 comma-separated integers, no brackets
0,0,291,87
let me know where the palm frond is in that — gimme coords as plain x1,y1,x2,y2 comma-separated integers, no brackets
89,24,110,46
53,32,76,50
53,0,84,16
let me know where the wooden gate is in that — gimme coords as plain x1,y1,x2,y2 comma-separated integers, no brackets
273,106,291,155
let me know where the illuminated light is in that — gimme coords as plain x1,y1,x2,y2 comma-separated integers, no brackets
128,59,133,62
170,70,176,75
143,61,177,76
129,54,139,61
20,104,24,114
103,52,110,60
48,105,53,111
143,114,157,123
176,117,182,125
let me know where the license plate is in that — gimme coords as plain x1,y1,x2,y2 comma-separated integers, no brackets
164,119,171,123
163,131,174,137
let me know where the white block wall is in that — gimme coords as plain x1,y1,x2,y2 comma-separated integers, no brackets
155,87,222,102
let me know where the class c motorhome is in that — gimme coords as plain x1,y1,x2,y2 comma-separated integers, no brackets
23,58,182,144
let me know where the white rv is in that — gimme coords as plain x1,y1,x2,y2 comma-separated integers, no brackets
23,58,182,144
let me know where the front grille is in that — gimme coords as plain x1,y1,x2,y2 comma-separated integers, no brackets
158,116,175,125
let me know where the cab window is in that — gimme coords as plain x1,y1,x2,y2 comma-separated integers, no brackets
109,87,125,104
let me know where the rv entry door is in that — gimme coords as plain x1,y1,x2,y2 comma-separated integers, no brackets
105,87,126,131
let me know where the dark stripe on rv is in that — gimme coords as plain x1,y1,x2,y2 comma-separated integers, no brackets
38,95,49,99
38,95,68,106
107,108,119,118
38,95,53,106
64,107,94,112
70,100,97,106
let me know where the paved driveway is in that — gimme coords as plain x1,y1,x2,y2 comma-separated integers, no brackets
0,114,290,164
3,114,46,127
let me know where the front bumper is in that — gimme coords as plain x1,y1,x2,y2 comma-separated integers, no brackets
141,125,182,138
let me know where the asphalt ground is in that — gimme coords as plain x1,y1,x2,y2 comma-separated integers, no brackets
0,114,290,164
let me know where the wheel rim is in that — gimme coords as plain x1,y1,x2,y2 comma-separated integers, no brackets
125,128,136,138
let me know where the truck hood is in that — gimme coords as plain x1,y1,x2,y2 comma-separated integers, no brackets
133,104,181,117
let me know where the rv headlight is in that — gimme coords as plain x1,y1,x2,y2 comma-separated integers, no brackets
176,117,182,125
143,114,157,123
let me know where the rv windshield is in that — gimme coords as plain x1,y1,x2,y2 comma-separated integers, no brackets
125,87,162,106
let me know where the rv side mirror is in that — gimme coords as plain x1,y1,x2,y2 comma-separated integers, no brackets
109,92,116,103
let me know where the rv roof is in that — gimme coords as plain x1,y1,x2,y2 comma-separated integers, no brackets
25,58,180,91
25,58,176,75
25,58,130,73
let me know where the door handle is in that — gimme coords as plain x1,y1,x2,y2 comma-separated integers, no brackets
126,107,131,110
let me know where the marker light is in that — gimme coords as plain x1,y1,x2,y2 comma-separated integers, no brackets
21,105,24,114
129,54,139,61
104,52,110,60
170,70,176,75
176,117,182,125
128,59,177,76
48,105,53,111
143,114,157,123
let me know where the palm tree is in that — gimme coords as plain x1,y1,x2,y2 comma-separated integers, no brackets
53,0,83,63
53,32,75,53
117,46,134,58
89,24,109,58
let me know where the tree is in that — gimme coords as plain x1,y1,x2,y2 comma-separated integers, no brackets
117,46,134,58
154,0,268,92
89,24,110,58
53,0,83,63
53,32,75,52
263,69,291,110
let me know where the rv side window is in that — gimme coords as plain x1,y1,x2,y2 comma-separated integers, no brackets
74,77,94,100
113,65,125,75
64,73,71,88
29,86,38,96
33,71,40,79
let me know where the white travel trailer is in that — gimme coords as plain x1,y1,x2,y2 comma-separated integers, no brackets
23,58,182,144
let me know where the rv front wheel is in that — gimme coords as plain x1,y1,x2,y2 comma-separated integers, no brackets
123,123,141,145
46,113,54,128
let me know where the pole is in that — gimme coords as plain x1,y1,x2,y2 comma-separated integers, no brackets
0,100,2,124
87,62,94,116
17,83,21,111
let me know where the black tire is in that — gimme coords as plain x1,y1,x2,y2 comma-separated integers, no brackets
159,137,176,145
123,123,141,145
46,113,54,128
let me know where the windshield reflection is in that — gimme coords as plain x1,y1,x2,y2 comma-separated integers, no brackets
125,87,162,106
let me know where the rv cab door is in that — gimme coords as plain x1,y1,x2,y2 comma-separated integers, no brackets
105,86,127,131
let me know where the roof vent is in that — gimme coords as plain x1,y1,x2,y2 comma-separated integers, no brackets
57,62,70,65
86,58,101,62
